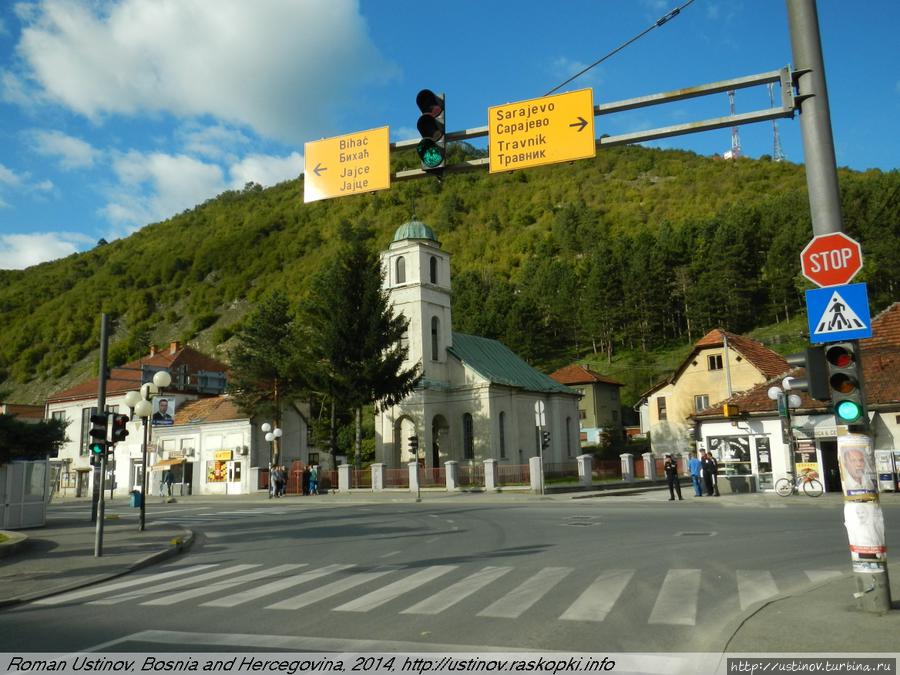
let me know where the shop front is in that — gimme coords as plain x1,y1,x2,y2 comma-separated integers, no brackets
205,449,244,495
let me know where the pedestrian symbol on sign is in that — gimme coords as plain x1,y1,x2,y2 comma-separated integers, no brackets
814,290,866,336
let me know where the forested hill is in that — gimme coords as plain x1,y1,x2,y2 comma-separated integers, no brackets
1,144,898,407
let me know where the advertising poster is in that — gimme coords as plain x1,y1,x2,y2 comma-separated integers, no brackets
794,439,819,480
152,397,175,426
844,501,887,571
838,433,877,501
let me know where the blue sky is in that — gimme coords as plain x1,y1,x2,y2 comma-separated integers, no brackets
1,0,898,269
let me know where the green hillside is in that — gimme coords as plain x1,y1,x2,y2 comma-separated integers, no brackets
1,144,898,409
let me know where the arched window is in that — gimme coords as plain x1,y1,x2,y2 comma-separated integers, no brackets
396,256,406,284
430,255,438,284
499,412,506,459
431,316,440,361
463,413,474,459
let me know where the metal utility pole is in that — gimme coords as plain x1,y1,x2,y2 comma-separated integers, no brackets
93,313,109,556
787,0,890,613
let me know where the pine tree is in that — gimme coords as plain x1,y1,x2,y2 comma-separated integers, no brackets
300,223,420,465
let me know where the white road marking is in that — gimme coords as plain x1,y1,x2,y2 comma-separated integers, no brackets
32,565,217,605
267,568,395,610
202,564,349,608
142,564,304,606
478,566,572,618
87,564,259,605
333,565,456,612
649,569,701,626
736,570,779,610
401,566,512,615
559,569,634,622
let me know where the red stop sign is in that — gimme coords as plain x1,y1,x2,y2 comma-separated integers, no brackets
800,232,863,287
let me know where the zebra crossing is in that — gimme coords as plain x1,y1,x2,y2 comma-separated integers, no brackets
33,560,845,625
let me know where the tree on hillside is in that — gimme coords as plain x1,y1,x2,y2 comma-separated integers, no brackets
228,290,306,464
299,222,421,466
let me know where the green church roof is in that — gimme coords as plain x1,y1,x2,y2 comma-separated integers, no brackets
448,332,577,395
392,219,438,243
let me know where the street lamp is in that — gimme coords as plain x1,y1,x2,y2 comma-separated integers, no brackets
261,422,282,498
126,370,171,531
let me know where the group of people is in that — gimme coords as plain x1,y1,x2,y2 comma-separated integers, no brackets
270,463,320,497
664,449,721,501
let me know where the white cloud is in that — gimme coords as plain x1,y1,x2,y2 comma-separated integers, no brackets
103,150,225,227
14,0,398,143
178,123,250,162
30,129,99,169
0,164,23,187
229,152,303,189
0,231,93,270
549,57,603,90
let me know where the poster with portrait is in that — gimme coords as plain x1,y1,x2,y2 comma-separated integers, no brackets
838,433,876,500
152,397,175,426
844,501,886,570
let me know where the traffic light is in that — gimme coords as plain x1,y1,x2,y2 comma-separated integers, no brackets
416,89,445,174
88,412,110,456
408,435,419,456
785,346,829,401
824,341,867,427
541,430,550,450
111,413,129,443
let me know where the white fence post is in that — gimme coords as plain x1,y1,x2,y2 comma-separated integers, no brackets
577,454,593,488
643,452,657,481
445,461,459,491
337,464,351,492
484,459,498,491
620,453,634,483
371,463,385,491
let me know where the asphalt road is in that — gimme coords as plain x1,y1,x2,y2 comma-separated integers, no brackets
3,495,891,653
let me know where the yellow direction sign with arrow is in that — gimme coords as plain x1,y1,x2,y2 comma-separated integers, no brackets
488,89,595,173
303,126,390,203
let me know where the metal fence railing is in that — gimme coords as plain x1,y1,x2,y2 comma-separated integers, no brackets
497,463,529,486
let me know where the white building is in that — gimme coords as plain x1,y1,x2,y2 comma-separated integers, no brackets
375,220,580,469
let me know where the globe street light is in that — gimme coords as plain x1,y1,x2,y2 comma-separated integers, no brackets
261,422,282,498
126,369,171,531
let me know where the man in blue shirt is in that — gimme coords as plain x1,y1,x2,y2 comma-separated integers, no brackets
688,450,703,497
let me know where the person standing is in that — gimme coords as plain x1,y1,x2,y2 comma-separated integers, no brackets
309,464,319,495
688,450,703,497
664,454,683,501
702,451,720,496
164,470,175,497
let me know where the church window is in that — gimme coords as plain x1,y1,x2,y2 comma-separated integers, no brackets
499,412,506,459
463,413,474,459
396,256,406,284
430,255,438,284
431,316,440,361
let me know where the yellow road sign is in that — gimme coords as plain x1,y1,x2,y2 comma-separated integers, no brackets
488,89,595,173
303,126,390,203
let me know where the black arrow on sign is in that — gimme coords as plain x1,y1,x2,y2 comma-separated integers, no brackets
569,117,588,132
313,163,327,176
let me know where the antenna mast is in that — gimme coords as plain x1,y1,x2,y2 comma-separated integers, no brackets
768,82,786,162
726,90,742,160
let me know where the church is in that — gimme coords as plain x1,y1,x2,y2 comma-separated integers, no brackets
375,219,581,469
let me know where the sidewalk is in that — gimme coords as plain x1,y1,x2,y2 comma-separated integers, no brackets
1,489,897,653
0,507,192,608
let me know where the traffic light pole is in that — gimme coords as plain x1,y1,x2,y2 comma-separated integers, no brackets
787,0,890,613
93,313,109,557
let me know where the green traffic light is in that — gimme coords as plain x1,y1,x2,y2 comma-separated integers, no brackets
835,399,862,422
416,140,444,169
90,442,105,455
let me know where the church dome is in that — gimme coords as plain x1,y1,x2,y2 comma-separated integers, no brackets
392,219,438,243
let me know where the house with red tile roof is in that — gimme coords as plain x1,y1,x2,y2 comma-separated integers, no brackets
635,330,789,457
45,342,315,498
691,303,900,494
549,364,624,446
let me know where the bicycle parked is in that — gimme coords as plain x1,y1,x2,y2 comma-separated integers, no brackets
774,469,824,497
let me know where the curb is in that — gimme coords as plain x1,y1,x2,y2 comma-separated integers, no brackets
0,528,195,609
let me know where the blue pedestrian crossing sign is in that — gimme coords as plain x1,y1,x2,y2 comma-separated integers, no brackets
805,282,872,343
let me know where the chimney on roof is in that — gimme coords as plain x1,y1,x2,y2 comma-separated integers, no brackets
149,344,157,356
170,341,181,354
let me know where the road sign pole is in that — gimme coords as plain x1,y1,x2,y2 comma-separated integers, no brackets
93,313,109,556
788,0,889,613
